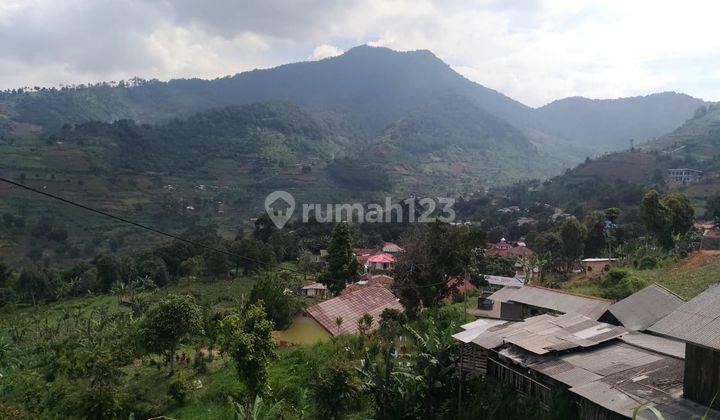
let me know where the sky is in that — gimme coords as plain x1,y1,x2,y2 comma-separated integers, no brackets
1,0,719,107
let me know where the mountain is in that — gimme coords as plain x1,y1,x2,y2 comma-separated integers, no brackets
535,92,704,153
0,46,531,137
644,103,720,159
0,45,704,159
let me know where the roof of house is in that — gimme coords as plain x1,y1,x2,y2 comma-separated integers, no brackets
367,253,395,264
604,283,685,331
581,258,617,263
485,241,534,258
381,242,404,253
648,283,720,350
500,342,719,419
466,313,719,419
301,282,327,290
485,275,524,288
368,274,394,289
503,285,612,320
452,318,510,343
471,313,626,355
487,285,523,303
305,287,403,336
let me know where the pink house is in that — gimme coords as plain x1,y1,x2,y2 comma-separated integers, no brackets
366,253,396,272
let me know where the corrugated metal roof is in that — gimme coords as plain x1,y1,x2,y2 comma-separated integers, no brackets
484,275,524,288
505,285,612,319
499,340,720,419
648,283,720,350
305,287,403,337
471,313,626,355
452,318,510,343
620,332,685,359
487,286,522,303
606,283,685,331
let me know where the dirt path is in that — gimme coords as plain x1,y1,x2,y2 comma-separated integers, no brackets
670,250,720,272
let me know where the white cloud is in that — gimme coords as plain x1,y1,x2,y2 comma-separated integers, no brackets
1,0,719,105
310,44,344,60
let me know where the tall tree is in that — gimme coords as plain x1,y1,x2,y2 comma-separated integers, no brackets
137,294,203,372
319,223,359,295
641,190,694,249
393,222,485,313
248,273,299,330
220,302,277,399
559,218,587,275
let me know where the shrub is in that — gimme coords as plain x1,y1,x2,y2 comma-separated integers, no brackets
168,371,189,403
637,256,657,270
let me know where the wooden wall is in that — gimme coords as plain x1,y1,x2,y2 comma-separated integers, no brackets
684,343,720,406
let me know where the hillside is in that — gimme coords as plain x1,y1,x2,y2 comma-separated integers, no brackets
535,92,704,153
645,102,720,159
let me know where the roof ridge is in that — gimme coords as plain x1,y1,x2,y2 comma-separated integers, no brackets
649,282,686,302
525,284,612,302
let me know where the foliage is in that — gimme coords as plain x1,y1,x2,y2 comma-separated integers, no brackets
168,370,190,403
319,223,359,295
221,302,277,399
248,273,300,330
393,222,485,313
641,190,694,249
312,356,361,418
137,294,203,372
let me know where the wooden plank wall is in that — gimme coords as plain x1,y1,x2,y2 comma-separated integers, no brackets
684,343,720,406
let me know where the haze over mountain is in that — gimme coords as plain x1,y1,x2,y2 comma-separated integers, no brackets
0,45,704,161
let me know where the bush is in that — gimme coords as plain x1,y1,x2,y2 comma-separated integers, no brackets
637,256,657,270
168,371,189,403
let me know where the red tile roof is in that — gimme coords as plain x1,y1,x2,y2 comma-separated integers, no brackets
485,242,533,258
369,274,394,289
367,253,396,264
305,287,403,336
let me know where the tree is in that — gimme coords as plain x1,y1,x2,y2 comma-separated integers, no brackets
221,302,277,398
203,245,231,278
229,237,276,274
312,356,361,418
94,254,121,292
357,313,374,338
138,257,170,287
319,223,359,295
15,267,46,306
559,218,587,276
663,193,694,237
248,273,299,330
297,250,317,275
705,194,720,226
137,294,203,372
641,190,695,249
378,308,407,342
393,222,485,313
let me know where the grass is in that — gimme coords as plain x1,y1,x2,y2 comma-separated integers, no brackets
563,251,720,301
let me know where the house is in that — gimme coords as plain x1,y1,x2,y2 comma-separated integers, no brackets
456,312,720,419
365,253,395,272
516,217,538,227
368,274,394,289
599,283,685,331
381,242,404,254
300,282,328,298
581,258,616,278
485,239,534,259
648,284,720,407
487,285,612,321
353,248,378,267
304,286,403,337
667,168,703,185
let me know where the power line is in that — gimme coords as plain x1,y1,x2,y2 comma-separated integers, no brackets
0,175,298,273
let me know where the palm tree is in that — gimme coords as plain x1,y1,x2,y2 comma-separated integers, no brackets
335,316,343,335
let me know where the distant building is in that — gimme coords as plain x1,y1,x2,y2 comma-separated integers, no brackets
366,253,395,272
667,168,703,185
300,282,328,298
581,258,617,279
485,239,533,259
381,242,404,254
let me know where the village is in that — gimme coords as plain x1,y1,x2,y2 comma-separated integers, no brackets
265,226,720,420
